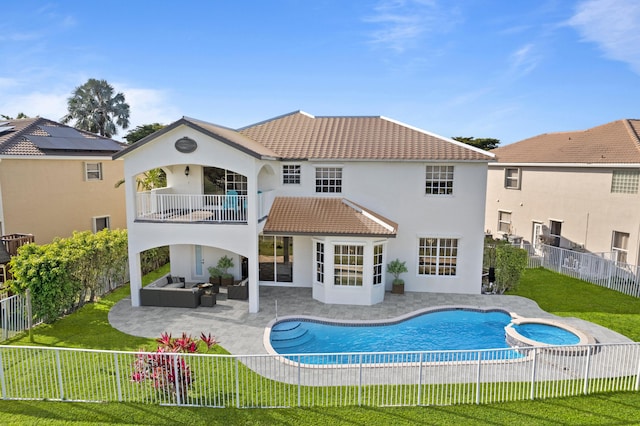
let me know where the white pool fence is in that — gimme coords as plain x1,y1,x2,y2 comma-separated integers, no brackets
0,343,638,407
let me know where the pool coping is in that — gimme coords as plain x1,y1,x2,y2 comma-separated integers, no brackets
263,305,598,368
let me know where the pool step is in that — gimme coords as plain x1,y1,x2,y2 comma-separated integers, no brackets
270,324,315,349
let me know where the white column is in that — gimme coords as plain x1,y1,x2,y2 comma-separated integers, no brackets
129,251,142,307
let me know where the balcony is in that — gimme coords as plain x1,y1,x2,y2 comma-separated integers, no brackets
136,192,248,224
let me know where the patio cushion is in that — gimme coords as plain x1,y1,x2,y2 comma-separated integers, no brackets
165,282,185,289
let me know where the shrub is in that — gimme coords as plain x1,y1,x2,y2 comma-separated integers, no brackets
494,244,528,294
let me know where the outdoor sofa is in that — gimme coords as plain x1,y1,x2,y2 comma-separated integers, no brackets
227,278,249,300
140,275,203,308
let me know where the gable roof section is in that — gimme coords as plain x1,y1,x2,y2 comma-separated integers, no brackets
0,117,123,156
263,197,398,237
113,117,280,160
239,111,494,161
491,119,640,164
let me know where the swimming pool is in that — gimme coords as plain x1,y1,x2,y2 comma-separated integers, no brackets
265,307,589,364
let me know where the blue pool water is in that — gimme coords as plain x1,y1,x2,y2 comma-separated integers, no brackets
513,323,580,345
269,309,579,364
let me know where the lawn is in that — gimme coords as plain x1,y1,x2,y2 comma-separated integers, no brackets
1,266,639,425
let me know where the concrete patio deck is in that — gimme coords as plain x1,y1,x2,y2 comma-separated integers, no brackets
108,286,632,355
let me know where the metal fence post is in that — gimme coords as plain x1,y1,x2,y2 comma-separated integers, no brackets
55,349,64,400
583,348,592,395
417,353,423,406
0,350,5,399
173,354,182,406
297,355,301,407
235,357,240,409
358,354,363,407
114,353,123,402
475,352,482,404
530,348,538,400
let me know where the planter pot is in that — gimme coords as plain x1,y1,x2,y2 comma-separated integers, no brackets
209,276,221,286
221,276,234,287
391,283,404,294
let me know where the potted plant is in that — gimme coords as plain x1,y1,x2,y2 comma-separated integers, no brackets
206,266,221,293
217,255,235,286
387,258,408,294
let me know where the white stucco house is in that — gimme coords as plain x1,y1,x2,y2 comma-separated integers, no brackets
485,119,640,266
114,111,494,313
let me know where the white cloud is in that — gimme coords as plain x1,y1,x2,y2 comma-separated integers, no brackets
568,0,640,73
0,90,68,121
113,84,181,133
508,43,541,78
363,0,458,52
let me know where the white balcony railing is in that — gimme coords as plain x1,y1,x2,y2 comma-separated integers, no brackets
136,192,248,223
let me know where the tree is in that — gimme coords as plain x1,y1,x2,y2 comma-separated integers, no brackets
452,136,500,151
1,112,29,120
61,78,130,138
124,123,165,144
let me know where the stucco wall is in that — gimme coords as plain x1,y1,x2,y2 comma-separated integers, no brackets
0,157,126,244
486,165,640,265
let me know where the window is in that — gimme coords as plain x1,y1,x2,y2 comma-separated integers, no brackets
226,171,247,195
373,243,384,285
549,220,562,247
315,167,342,193
315,242,324,283
283,165,301,184
418,238,458,276
334,244,363,286
498,211,512,233
85,162,103,181
93,216,110,232
611,170,639,194
425,165,454,195
612,231,629,264
504,168,521,189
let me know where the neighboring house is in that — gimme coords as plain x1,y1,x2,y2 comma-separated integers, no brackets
0,117,126,244
485,119,640,266
115,111,494,313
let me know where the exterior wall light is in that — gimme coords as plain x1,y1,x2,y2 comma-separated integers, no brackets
185,166,190,176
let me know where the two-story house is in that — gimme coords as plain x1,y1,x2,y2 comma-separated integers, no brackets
115,111,494,313
0,117,126,244
485,119,640,266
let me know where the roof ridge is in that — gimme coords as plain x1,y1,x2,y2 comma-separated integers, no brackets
237,110,310,130
622,119,640,153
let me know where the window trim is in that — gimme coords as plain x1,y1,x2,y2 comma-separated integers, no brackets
92,215,110,232
425,165,454,196
498,210,512,234
85,162,103,181
372,243,384,285
504,167,521,189
417,237,459,276
315,166,343,193
315,240,325,284
611,231,629,264
333,243,364,286
282,164,301,185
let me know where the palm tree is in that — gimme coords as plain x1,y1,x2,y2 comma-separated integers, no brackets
61,78,130,138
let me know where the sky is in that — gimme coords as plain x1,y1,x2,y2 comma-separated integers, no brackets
2,0,640,145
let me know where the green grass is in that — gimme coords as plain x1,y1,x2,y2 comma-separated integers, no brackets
0,392,638,425
509,267,640,341
1,265,639,425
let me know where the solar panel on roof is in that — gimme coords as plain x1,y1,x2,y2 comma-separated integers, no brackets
0,125,15,135
27,135,122,151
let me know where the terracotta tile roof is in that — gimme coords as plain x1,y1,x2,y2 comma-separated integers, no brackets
239,111,493,161
263,197,398,237
491,119,640,164
0,117,123,156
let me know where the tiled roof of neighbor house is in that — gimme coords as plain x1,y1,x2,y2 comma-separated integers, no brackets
263,197,398,237
491,119,640,164
239,111,493,161
0,117,124,156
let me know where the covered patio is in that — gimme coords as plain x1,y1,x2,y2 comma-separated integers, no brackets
108,288,632,355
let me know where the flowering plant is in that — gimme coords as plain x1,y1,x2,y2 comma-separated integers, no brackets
131,332,217,398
